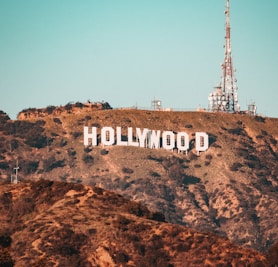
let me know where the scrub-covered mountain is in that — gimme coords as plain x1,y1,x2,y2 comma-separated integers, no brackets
0,180,270,266
0,106,277,253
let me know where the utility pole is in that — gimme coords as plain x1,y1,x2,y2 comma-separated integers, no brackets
209,0,240,113
11,160,19,184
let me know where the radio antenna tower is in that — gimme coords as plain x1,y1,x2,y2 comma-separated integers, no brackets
208,0,240,113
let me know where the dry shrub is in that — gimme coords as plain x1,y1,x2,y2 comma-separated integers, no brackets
82,154,94,165
3,120,48,148
0,233,13,267
0,111,10,123
205,154,213,160
113,251,130,264
183,175,201,185
113,215,131,231
122,167,134,174
124,201,148,217
93,187,103,195
0,235,12,248
227,127,246,136
53,117,62,124
137,249,172,267
32,257,47,267
100,149,109,155
168,164,183,180
84,147,92,153
134,243,146,256
46,106,56,114
255,116,265,122
267,241,278,266
59,139,67,147
43,156,65,172
71,131,82,139
0,249,14,267
0,192,12,210
30,180,83,205
230,162,243,171
12,198,35,217
129,223,150,233
10,139,18,151
150,171,160,178
42,226,87,258
0,162,9,170
20,160,39,175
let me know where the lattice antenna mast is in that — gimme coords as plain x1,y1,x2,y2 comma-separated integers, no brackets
209,0,240,113
222,0,239,112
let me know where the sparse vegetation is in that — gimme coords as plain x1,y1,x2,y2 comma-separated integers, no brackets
227,127,246,135
100,149,109,155
84,147,92,153
20,160,39,175
230,162,243,171
82,154,94,165
46,105,56,114
0,106,277,265
150,171,160,178
122,167,134,174
43,156,65,172
0,162,9,170
53,118,62,124
71,131,82,139
10,139,18,151
255,116,265,123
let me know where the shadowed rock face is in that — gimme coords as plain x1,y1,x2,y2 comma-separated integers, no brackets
0,180,269,266
0,108,277,254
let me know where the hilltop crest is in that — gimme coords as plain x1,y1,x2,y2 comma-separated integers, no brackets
17,101,112,120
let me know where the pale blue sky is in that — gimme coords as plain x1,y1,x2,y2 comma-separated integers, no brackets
0,0,278,119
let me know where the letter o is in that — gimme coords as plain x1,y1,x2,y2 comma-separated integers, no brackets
162,131,175,150
177,132,189,151
101,127,115,146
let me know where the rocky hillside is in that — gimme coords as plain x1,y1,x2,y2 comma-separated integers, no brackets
0,107,277,254
0,180,270,266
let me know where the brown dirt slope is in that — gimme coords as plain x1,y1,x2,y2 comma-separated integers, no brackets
0,180,269,267
0,108,277,253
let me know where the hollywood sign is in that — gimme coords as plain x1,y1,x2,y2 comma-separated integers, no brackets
84,126,209,154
